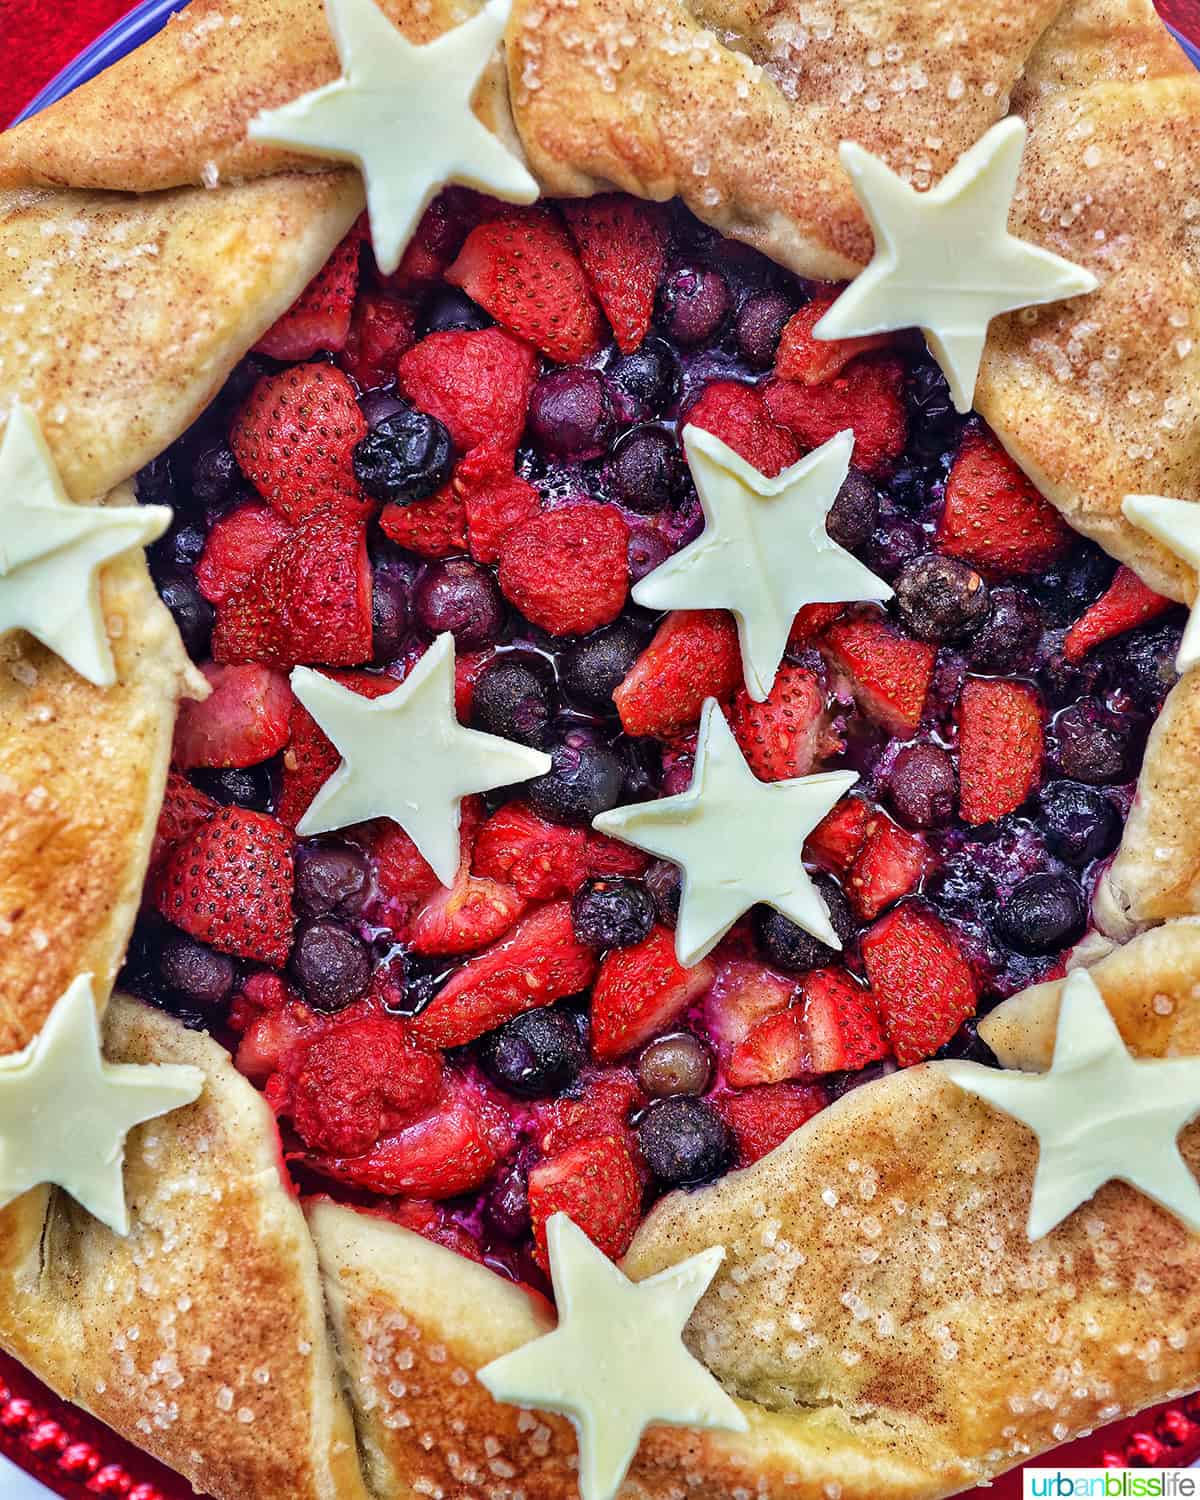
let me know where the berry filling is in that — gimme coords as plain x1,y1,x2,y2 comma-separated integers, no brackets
126,190,1184,1287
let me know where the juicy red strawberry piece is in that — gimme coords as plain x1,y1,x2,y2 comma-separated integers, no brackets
385,193,474,293
717,1082,828,1166
409,901,598,1047
788,602,846,650
235,993,320,1082
862,904,978,1066
938,428,1072,575
212,509,373,669
231,364,368,524
497,503,629,637
846,813,928,920
799,968,889,1073
154,807,294,966
151,771,217,871
455,448,541,564
775,295,894,385
337,291,416,390
685,380,800,477
727,1007,810,1088
528,1134,643,1271
379,483,468,559
703,955,795,1062
1064,565,1172,663
535,1069,644,1156
173,663,294,771
254,221,364,360
562,195,669,353
764,355,907,476
277,670,397,829
288,1018,443,1156
372,820,441,926
472,801,590,899
196,502,293,605
729,664,827,782
958,678,1044,826
591,927,715,1061
804,795,870,875
614,609,742,739
447,206,605,363
363,1198,484,1263
823,613,935,735
397,327,538,454
584,830,649,879
407,870,526,956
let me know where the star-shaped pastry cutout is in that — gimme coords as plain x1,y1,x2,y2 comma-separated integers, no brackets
291,632,550,886
1122,494,1200,673
815,117,1099,413
0,404,171,686
633,426,891,702
943,967,1200,1241
593,699,858,966
0,976,203,1236
248,0,538,274
479,1213,746,1500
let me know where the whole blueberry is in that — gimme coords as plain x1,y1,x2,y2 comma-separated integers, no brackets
638,1033,713,1097
966,587,1042,674
418,286,491,336
755,876,854,972
1034,543,1116,628
894,554,989,642
637,1097,734,1187
924,854,997,918
618,735,662,801
865,518,924,581
645,859,682,925
886,744,957,828
1051,700,1132,785
572,877,657,950
352,404,453,504
154,519,208,570
735,291,792,369
561,621,643,709
608,426,681,513
484,1161,531,1239
371,569,410,662
527,369,615,462
288,920,371,1011
996,872,1086,956
358,391,406,430
906,362,961,463
295,841,371,918
471,655,554,748
826,470,879,554
1104,619,1182,710
660,265,731,347
414,557,505,648
191,763,274,811
158,569,214,659
479,1007,586,1098
158,932,236,1011
137,454,176,509
1039,781,1121,866
191,442,241,507
528,734,625,826
608,338,680,418
627,527,672,583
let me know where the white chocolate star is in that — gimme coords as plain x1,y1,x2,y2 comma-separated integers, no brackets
632,426,891,702
593,700,858,966
479,1213,746,1500
943,967,1200,1241
0,976,203,1236
815,117,1099,413
1122,494,1200,673
291,633,550,886
0,405,171,686
248,0,538,274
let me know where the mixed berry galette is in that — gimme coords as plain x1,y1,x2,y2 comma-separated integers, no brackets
3,0,1200,1497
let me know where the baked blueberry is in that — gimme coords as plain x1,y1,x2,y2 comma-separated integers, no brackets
826,470,880,553
484,1161,532,1239
352,403,453,503
905,361,961,463
414,557,505,648
627,527,673,583
561,621,643,708
886,744,957,828
1039,781,1121,866
136,453,176,508
191,763,274,811
966,586,1041,674
288,919,371,1011
608,337,679,417
660,265,731,346
638,1033,713,1098
608,426,681,513
479,1007,586,1097
637,1097,734,1187
735,291,793,368
418,286,491,335
527,368,615,461
528,735,625,826
571,877,656,949
1051,700,1133,785
755,876,854,972
190,441,241,507
371,569,410,662
1104,619,1182,710
865,517,924,580
471,655,554,748
157,569,214,659
996,872,1086,956
645,859,682,925
158,932,236,1012
295,841,371,918
894,554,988,642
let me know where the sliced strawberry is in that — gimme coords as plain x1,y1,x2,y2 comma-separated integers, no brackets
379,483,468,559
1064,565,1172,663
823,613,935,735
938,428,1071,575
497,503,629,637
363,1198,484,1264
703,955,796,1063
584,830,649,879
472,801,590,899
230,364,368,524
764,355,907,475
788,602,846,650
799,968,889,1073
409,902,598,1048
534,1069,643,1156
729,664,828,782
397,327,538,454
862,904,977,1066
846,814,927,920
775,295,894,385
337,291,416,390
727,1007,810,1088
804,795,870,875
717,1082,828,1166
234,993,320,1083
614,609,742,739
528,1133,643,1270
151,771,217,871
277,670,397,829
196,502,293,605
371,820,441,926
562,195,669,353
591,927,715,1061
684,380,800,477
407,870,526,956
958,678,1044,826
154,806,294,966
446,206,605,363
385,193,474,294
454,447,541,564
254,221,364,360
173,663,294,771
